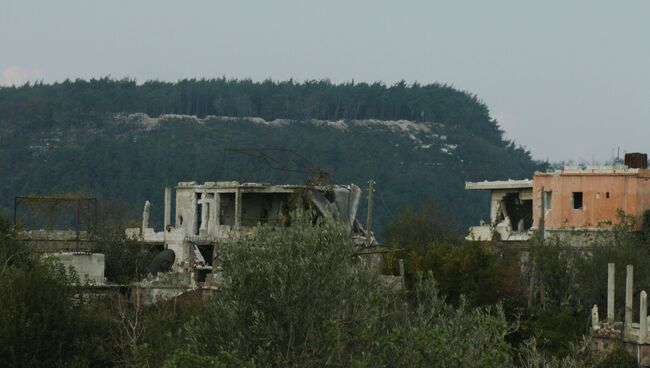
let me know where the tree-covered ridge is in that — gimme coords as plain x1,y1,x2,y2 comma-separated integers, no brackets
0,78,502,138
0,78,543,232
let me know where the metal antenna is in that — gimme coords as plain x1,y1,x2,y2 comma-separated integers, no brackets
224,148,332,185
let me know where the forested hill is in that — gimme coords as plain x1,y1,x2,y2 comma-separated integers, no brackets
0,78,544,233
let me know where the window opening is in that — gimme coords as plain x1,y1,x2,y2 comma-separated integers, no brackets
241,193,290,227
218,193,236,226
572,192,583,209
195,193,202,235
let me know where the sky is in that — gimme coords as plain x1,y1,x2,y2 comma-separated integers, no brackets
1,0,649,162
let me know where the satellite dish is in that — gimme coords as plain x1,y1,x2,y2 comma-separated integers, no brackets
148,249,175,274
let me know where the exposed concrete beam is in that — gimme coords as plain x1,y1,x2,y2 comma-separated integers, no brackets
465,179,532,190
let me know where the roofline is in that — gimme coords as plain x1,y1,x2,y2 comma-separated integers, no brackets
175,181,358,191
534,168,650,178
465,180,533,190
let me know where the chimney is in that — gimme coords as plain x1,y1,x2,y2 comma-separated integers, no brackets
625,152,648,169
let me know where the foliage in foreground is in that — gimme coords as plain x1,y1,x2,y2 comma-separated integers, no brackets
3,205,649,367
382,205,650,365
383,202,523,308
0,217,110,367
179,214,515,367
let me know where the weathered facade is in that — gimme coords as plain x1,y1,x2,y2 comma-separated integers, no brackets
47,252,105,285
466,153,650,242
126,181,370,296
533,166,650,231
21,230,106,285
15,196,105,285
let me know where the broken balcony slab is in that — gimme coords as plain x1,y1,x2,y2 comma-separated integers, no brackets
465,179,534,241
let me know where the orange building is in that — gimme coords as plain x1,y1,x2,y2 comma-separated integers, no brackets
466,153,650,241
533,167,650,231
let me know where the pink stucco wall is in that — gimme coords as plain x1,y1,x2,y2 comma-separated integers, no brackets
532,170,650,230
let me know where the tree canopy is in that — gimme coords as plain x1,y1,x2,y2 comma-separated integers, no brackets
0,78,543,233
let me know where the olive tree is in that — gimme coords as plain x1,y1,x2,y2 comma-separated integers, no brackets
178,213,515,367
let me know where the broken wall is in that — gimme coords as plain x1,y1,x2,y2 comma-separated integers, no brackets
50,252,105,285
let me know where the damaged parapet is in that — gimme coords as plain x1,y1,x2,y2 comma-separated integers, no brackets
126,181,373,295
592,263,650,366
464,179,533,241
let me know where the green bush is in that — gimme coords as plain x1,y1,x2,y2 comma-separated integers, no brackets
596,346,637,368
0,217,110,367
180,213,515,367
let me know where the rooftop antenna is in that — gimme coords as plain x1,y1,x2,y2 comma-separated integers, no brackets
224,148,331,185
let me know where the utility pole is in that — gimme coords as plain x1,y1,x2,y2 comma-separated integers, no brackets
539,186,545,240
539,186,546,308
530,186,546,308
366,180,375,247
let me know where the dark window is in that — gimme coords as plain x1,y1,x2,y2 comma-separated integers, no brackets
501,193,533,231
606,192,610,199
218,193,236,226
573,192,583,209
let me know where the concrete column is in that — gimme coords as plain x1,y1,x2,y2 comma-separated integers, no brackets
641,291,648,344
142,200,151,229
608,263,615,323
191,193,198,235
199,194,209,234
214,194,221,228
208,194,217,234
592,305,599,330
626,265,634,329
234,189,242,229
164,187,172,229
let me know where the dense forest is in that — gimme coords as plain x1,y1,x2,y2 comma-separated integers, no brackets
0,78,543,233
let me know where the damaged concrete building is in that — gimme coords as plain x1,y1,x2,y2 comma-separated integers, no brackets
126,181,373,297
465,179,533,241
591,263,650,366
466,153,650,242
14,196,106,285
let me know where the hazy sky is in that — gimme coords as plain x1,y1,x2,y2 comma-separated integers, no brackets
2,1,649,162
